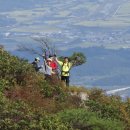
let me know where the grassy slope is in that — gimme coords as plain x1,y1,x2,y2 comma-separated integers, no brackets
0,47,129,130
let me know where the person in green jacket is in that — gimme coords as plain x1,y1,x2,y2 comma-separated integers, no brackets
56,57,72,86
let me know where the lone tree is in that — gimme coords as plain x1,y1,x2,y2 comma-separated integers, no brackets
18,37,87,67
18,36,56,58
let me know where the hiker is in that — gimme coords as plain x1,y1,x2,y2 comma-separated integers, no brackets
32,57,42,72
56,57,72,86
41,57,55,81
49,55,59,78
49,55,58,71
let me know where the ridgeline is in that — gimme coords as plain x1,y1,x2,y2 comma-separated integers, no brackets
0,47,130,130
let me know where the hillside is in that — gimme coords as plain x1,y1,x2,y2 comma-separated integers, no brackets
0,0,130,94
0,46,130,130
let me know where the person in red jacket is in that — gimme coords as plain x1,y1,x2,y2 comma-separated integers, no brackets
49,55,58,70
49,55,59,78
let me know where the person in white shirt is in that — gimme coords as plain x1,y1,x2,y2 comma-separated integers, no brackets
40,58,55,81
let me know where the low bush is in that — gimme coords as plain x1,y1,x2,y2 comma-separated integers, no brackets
0,49,35,86
0,93,72,130
57,109,125,130
85,100,120,120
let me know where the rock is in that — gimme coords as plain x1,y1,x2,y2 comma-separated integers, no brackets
78,92,89,101
70,91,89,101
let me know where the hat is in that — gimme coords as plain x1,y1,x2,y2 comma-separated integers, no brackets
35,57,40,61
47,58,52,62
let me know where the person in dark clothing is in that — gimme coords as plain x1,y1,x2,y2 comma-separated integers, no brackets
32,57,41,72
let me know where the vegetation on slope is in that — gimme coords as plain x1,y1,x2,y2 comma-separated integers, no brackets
0,47,130,130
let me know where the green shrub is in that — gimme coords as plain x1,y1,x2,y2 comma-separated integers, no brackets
85,100,120,120
69,52,86,66
57,109,125,130
39,80,67,100
59,52,86,67
0,79,9,92
88,88,105,101
0,94,72,130
0,48,129,130
0,49,34,86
